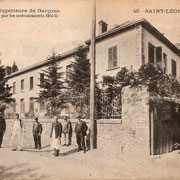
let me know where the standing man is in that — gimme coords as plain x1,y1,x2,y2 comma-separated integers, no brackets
32,117,43,150
0,112,6,148
75,116,88,153
50,116,62,156
62,116,72,146
10,113,25,151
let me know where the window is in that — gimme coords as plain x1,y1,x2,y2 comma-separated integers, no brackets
108,46,117,69
29,98,34,112
12,102,16,112
20,99,25,113
30,76,33,90
66,65,73,80
148,43,155,64
13,82,16,94
163,53,167,73
171,59,177,77
21,79,24,91
156,46,162,67
40,73,44,86
40,101,45,111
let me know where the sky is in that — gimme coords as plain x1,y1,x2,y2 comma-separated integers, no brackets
0,0,180,69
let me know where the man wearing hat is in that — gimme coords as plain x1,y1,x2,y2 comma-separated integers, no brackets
0,112,6,148
75,115,88,153
32,117,43,150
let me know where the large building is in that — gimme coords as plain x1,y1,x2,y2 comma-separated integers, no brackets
6,18,180,118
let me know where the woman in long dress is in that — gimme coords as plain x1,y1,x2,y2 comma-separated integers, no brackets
50,116,62,156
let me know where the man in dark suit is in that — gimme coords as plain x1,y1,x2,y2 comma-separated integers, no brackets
75,116,88,153
0,112,6,148
32,117,43,150
50,116,62,156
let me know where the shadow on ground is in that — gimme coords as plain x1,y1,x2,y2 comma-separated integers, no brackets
21,144,51,153
0,163,51,180
60,148,80,156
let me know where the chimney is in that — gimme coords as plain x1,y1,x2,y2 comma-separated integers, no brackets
98,20,108,34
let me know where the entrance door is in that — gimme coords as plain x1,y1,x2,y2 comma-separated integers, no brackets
150,110,173,155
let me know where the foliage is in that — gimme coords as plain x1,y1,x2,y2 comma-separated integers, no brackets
6,66,12,75
100,67,135,118
66,46,90,117
0,61,14,109
137,64,180,99
38,51,65,116
11,62,18,72
101,63,180,118
66,46,101,118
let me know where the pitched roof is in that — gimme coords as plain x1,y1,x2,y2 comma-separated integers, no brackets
6,45,89,79
85,18,180,56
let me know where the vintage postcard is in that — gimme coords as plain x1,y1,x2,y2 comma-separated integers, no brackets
0,0,180,179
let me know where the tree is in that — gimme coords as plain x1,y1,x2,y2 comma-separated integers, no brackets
0,60,14,112
12,62,18,72
6,66,12,75
38,51,65,116
66,46,91,117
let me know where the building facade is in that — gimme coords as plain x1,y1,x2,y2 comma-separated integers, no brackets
6,18,180,118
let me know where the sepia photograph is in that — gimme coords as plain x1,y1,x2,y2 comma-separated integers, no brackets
0,0,180,179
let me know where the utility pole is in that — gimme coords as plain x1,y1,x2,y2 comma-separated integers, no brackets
90,0,97,149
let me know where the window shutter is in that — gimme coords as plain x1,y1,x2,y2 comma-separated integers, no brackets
171,59,176,77
156,47,162,66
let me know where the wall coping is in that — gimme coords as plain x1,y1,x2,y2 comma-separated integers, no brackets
6,118,122,124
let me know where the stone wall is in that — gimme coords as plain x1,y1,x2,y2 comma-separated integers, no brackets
3,86,151,156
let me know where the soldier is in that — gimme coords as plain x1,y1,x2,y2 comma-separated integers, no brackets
0,112,6,148
75,116,88,153
62,116,72,146
32,117,43,150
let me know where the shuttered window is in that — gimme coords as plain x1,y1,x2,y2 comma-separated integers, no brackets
163,53,167,73
171,59,176,77
21,79,24,91
30,76,33,90
108,46,117,69
20,99,25,113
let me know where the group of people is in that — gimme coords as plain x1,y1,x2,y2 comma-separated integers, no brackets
50,115,89,156
0,112,90,157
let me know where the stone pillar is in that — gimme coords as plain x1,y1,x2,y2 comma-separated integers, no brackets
121,86,150,155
